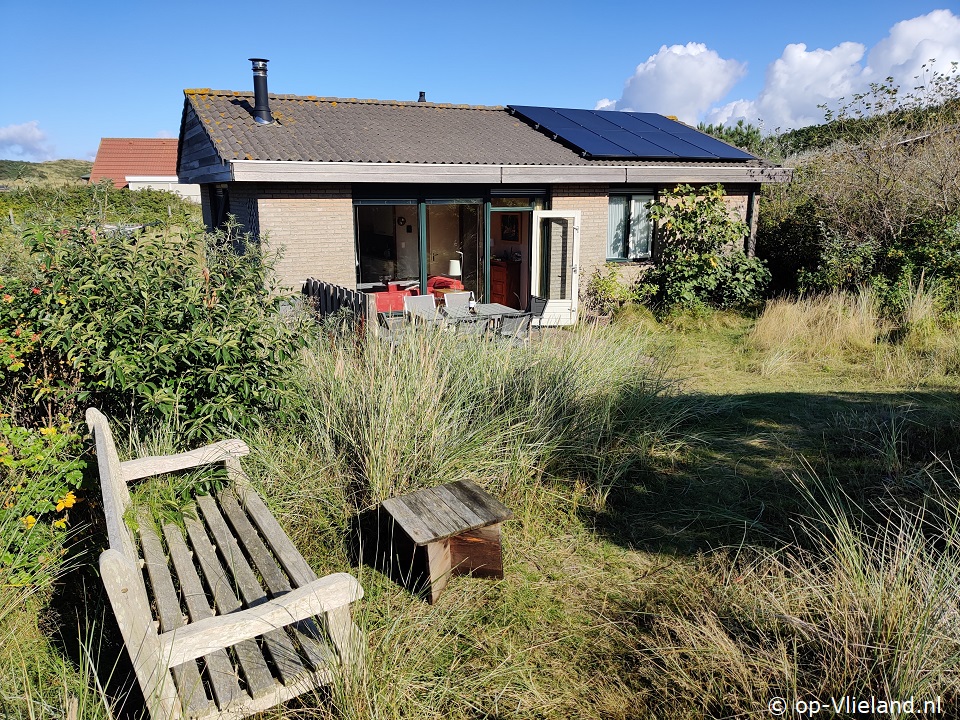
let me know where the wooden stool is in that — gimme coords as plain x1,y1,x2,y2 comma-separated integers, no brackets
374,480,512,603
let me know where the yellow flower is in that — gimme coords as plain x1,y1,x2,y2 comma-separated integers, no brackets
710,257,718,268
21,515,36,529
53,519,67,530
39,426,57,437
56,491,77,511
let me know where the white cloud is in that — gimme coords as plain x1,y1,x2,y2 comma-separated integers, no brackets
866,9,960,87
0,121,54,161
708,41,867,130
155,129,175,139
601,43,746,124
600,10,960,132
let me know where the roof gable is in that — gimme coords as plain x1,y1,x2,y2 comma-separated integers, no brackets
90,138,179,188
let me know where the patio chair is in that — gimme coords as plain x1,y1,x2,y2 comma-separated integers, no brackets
403,294,443,325
529,295,548,338
455,316,492,339
497,313,533,346
443,291,472,311
377,311,407,345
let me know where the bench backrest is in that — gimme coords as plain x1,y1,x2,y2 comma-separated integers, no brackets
86,407,138,564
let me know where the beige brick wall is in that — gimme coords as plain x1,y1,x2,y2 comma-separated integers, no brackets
550,184,609,299
232,183,355,292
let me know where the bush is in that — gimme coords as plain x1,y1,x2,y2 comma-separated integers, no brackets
5,220,304,441
0,420,84,587
582,265,653,316
645,184,769,312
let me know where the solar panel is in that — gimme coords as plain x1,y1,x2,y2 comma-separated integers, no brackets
507,105,756,161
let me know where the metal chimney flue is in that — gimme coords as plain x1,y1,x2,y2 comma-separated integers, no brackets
249,58,274,124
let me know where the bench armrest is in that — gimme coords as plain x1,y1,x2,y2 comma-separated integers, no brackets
159,572,363,668
120,439,250,482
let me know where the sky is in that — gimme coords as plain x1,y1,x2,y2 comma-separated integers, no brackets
2,1,959,161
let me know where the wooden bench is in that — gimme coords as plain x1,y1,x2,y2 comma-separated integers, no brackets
368,479,512,603
87,408,364,720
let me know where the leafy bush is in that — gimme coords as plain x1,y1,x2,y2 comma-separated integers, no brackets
0,182,202,230
758,62,960,302
645,184,769,312
0,420,84,586
5,221,304,441
582,265,653,316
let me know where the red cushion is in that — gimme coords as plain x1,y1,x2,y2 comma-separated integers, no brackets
427,276,464,291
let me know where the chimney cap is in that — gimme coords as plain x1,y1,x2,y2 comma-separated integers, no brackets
418,91,426,102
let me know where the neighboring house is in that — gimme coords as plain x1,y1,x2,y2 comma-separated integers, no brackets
177,61,791,324
90,138,200,202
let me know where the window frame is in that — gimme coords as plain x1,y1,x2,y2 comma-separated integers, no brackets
606,192,655,262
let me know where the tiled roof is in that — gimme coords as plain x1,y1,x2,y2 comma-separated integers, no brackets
90,138,179,188
184,90,764,168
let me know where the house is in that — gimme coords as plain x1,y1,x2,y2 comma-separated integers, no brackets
177,60,791,324
90,138,200,202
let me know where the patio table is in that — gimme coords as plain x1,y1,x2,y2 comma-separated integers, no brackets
442,302,524,322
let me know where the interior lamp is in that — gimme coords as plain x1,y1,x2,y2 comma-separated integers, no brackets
447,259,462,277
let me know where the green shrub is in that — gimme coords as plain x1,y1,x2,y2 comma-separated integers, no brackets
9,221,304,441
0,182,202,230
645,184,769,312
0,420,84,587
583,265,654,316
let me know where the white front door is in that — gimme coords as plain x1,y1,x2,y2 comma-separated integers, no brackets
531,210,581,325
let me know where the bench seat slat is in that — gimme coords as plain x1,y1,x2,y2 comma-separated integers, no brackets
194,494,308,685
217,490,338,671
235,486,318,586
183,514,276,698
139,521,212,715
163,524,243,709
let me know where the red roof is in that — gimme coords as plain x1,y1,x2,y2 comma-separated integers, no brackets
89,138,179,188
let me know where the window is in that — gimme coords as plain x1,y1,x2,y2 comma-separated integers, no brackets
607,194,653,260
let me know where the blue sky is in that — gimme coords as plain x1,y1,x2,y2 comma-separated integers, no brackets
2,1,958,160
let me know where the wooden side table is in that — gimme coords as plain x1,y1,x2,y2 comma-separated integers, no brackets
374,480,513,603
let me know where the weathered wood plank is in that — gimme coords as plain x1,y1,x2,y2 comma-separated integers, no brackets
235,485,359,663
236,486,317,586
159,574,364,668
163,524,242,708
194,494,308,685
218,490,337,671
449,524,504,579
448,479,513,524
380,497,436,546
100,549,183,720
183,513,276,698
431,485,487,529
400,493,462,540
425,540,451,605
121,439,250,482
138,520,211,715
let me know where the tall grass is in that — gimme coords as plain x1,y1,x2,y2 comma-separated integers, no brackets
633,464,960,716
750,290,883,366
286,322,679,510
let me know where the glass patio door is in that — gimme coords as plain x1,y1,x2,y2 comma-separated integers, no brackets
531,210,581,325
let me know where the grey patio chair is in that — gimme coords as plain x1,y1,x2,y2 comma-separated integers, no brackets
455,316,492,339
529,295,548,338
378,311,407,344
403,294,443,325
443,291,472,311
497,313,533,346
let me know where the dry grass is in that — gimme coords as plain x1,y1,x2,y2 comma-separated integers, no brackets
749,290,884,368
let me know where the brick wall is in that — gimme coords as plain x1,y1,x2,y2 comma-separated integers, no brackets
550,184,609,299
232,183,355,291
